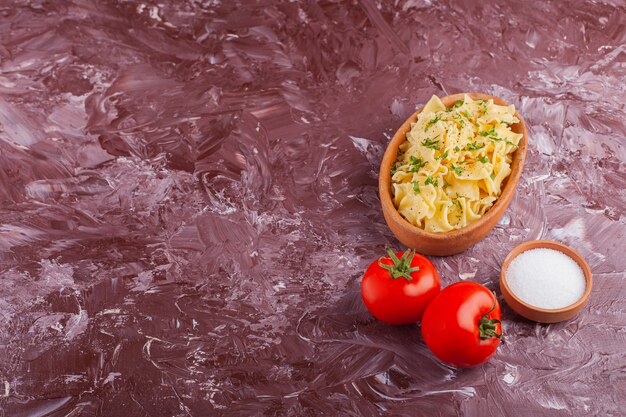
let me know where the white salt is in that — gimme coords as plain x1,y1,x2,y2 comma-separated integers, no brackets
505,248,586,309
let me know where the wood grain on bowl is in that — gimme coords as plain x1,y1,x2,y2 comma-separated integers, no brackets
379,93,528,256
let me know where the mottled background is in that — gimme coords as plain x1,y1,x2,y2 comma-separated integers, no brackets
0,0,624,416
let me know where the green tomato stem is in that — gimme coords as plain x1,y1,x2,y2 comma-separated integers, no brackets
479,291,503,341
377,248,420,281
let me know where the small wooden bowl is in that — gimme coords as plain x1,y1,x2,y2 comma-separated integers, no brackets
500,240,593,323
379,93,528,256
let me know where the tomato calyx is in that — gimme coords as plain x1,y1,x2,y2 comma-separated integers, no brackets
377,248,420,281
478,292,502,340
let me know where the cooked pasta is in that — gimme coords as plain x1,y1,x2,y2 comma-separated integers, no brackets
391,94,522,233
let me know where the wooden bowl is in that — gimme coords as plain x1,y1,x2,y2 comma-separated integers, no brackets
500,240,593,323
379,93,528,256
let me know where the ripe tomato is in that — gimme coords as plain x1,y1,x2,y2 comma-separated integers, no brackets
361,248,440,325
421,282,502,368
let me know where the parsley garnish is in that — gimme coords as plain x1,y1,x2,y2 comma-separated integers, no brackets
452,113,465,126
443,179,450,189
409,155,427,172
391,161,406,175
421,135,441,150
451,164,463,175
454,146,460,152
454,200,463,210
453,100,464,107
478,155,489,163
412,181,420,195
436,151,448,160
425,175,439,187
466,141,485,150
478,126,496,137
462,110,471,119
490,135,517,147
477,100,487,114
490,172,496,180
424,115,441,132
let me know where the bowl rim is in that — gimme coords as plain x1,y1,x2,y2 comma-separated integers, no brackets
378,92,528,240
500,239,593,314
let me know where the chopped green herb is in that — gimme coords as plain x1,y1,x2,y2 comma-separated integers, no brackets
424,115,441,132
391,163,397,175
451,164,463,175
489,135,517,147
409,155,427,172
454,146,460,152
455,192,466,199
478,155,489,163
453,100,464,107
436,151,448,160
421,135,441,150
478,126,496,136
454,200,463,210
452,113,466,126
445,108,453,113
409,164,426,173
462,110,471,119
425,175,439,187
443,179,450,189
490,172,496,180
412,181,420,195
465,141,485,150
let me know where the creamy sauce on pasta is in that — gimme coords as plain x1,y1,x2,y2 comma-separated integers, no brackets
391,94,522,233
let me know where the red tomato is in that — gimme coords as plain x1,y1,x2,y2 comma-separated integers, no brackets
361,248,440,325
421,282,502,368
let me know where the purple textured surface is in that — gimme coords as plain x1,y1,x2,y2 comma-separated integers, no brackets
0,1,625,416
